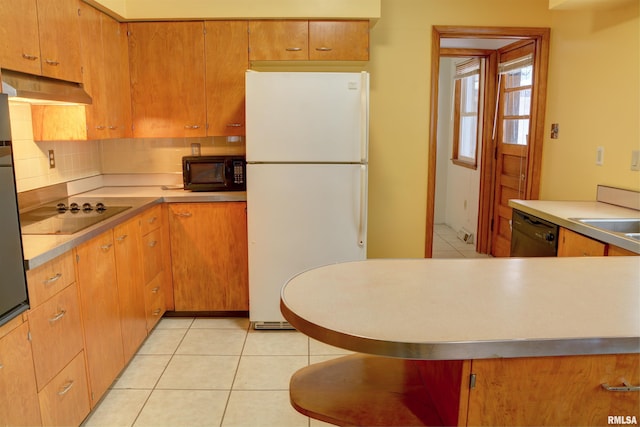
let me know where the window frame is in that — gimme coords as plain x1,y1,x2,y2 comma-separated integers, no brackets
451,58,481,169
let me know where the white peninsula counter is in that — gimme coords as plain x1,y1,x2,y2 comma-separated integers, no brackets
281,257,640,426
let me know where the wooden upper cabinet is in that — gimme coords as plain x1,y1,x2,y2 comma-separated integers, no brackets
103,17,132,138
37,0,83,82
249,20,369,61
309,21,369,61
0,0,41,75
128,21,207,138
205,21,248,136
249,20,309,61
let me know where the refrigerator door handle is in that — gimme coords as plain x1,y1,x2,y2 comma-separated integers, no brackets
358,165,367,248
360,71,369,163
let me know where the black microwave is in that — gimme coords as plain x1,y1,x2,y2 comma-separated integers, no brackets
182,156,246,192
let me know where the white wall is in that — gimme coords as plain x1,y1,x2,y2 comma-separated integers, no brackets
435,57,481,238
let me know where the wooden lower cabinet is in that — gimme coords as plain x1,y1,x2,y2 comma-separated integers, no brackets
558,227,606,257
0,320,42,427
75,231,125,407
608,245,638,256
169,202,249,311
38,351,90,427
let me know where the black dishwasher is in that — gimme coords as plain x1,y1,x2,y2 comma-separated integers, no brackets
510,209,559,257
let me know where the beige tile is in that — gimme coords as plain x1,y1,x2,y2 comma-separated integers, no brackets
222,390,308,427
83,389,150,427
113,355,171,389
156,355,239,390
242,330,308,356
176,328,247,355
191,317,250,330
309,339,353,356
136,329,188,355
133,389,228,427
233,355,307,390
310,354,350,365
155,317,194,329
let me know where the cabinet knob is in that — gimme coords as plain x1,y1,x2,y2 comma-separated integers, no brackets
148,216,158,224
22,53,38,61
174,212,192,218
285,47,302,52
226,123,243,128
184,125,200,130
152,309,162,316
57,380,74,396
151,286,160,294
148,240,158,248
601,381,640,392
116,234,128,242
48,310,67,323
44,59,60,66
315,47,333,52
96,125,106,130
43,273,63,285
100,243,113,252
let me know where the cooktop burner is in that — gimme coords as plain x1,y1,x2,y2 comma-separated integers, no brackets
20,200,131,235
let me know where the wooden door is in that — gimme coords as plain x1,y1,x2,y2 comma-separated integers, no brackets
113,217,147,363
309,21,369,61
103,17,132,138
0,321,42,427
0,0,41,75
76,231,124,406
205,21,248,136
169,202,249,311
129,21,206,137
490,42,535,257
36,0,83,82
248,20,309,60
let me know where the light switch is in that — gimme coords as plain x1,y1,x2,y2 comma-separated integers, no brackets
632,150,640,171
596,146,604,166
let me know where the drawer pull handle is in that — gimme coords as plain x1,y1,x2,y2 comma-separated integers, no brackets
43,273,62,285
96,125,106,130
44,59,60,66
285,47,302,51
226,123,243,127
152,308,161,316
151,286,160,294
108,125,117,130
601,381,640,392
148,216,158,224
22,53,38,61
148,240,158,247
0,363,4,369
57,380,74,396
184,125,200,129
175,212,192,218
315,47,333,52
49,310,66,323
100,243,113,252
116,234,128,242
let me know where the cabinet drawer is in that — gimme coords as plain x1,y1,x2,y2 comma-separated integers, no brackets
26,252,75,306
38,351,90,427
142,228,163,283
140,205,162,235
144,273,165,330
28,283,84,390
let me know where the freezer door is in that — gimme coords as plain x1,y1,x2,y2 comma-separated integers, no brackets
247,163,367,323
246,71,369,163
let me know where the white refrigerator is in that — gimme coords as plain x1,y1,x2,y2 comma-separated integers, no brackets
245,71,369,328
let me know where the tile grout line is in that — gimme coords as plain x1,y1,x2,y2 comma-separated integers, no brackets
218,321,251,427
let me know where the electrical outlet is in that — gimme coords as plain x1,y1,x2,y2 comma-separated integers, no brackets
191,143,201,156
48,150,55,169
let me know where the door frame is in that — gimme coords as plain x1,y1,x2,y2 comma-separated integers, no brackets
425,26,550,257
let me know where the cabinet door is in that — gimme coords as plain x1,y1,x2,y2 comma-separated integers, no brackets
169,202,249,311
205,21,248,136
607,245,638,256
76,231,124,407
309,21,369,61
36,0,83,82
26,251,76,307
113,218,147,363
467,354,640,426
0,0,42,75
0,321,42,427
103,16,132,138
558,227,606,257
129,22,206,138
248,20,308,60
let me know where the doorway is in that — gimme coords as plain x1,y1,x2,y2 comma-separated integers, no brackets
425,26,550,258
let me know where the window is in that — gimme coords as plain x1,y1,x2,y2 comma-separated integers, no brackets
452,58,481,168
499,54,533,146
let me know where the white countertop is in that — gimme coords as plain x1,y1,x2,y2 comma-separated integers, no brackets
21,186,246,269
281,257,640,360
509,199,640,253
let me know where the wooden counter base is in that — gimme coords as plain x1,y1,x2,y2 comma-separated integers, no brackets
290,353,640,426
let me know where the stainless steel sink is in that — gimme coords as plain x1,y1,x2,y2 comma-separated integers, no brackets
572,218,640,234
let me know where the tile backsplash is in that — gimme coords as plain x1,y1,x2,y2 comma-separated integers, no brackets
9,102,245,193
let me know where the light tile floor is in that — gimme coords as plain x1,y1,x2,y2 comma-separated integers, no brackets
82,317,347,427
432,223,490,258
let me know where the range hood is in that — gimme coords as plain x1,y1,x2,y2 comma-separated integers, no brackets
1,69,92,105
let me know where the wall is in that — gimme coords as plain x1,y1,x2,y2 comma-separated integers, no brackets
9,103,101,192
541,0,640,200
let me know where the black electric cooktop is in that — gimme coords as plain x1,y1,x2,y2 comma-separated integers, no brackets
20,200,131,235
